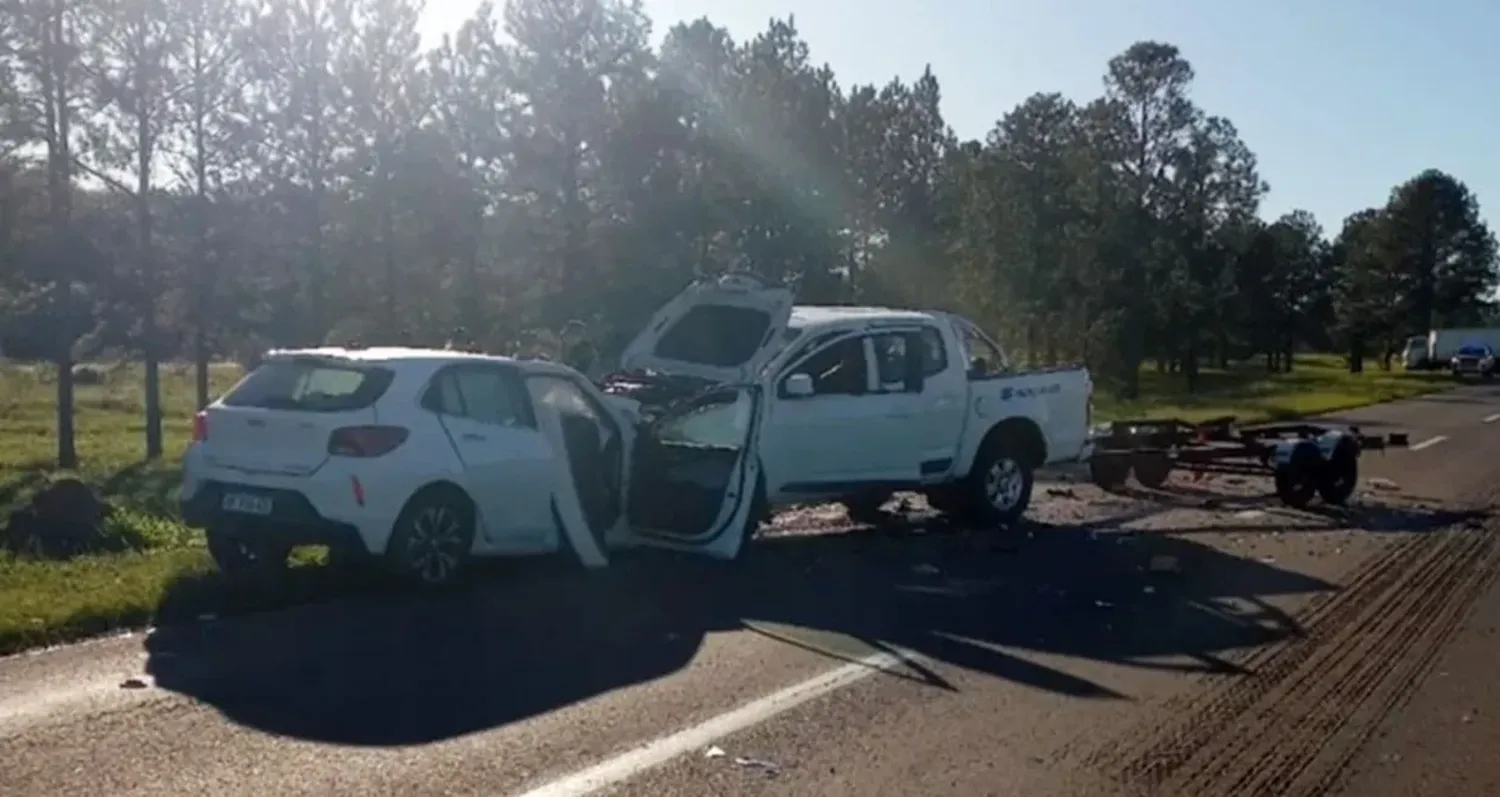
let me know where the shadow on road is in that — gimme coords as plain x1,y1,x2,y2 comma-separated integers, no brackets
144,518,1331,747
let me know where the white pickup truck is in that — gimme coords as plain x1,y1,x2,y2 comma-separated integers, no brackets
598,273,1096,555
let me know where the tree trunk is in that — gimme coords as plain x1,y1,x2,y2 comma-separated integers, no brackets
139,106,162,459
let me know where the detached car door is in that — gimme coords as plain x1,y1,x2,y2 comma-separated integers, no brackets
618,385,765,560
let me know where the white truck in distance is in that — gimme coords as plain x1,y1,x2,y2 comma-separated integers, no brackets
179,273,1095,585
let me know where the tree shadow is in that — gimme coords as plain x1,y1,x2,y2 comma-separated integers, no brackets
143,517,1333,748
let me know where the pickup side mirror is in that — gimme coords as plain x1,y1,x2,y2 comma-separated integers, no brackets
783,372,815,398
968,356,990,378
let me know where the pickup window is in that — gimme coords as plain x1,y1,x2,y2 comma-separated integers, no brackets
782,336,868,396
960,324,1008,378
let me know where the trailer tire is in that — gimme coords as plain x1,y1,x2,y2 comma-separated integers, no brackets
1131,452,1172,489
1274,442,1321,509
1317,437,1360,506
1088,455,1130,489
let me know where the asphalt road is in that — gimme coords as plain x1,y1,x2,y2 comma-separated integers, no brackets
5,384,1500,797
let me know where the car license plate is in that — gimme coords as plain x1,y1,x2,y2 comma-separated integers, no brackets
222,492,273,516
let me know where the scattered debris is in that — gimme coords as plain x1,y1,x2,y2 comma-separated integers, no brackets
704,746,726,759
1046,487,1077,499
734,756,782,776
1234,509,1266,520
120,677,148,690
1368,477,1400,491
1147,555,1181,574
1260,556,1277,564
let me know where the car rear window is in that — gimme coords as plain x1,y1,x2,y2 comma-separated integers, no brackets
221,358,395,412
654,304,772,367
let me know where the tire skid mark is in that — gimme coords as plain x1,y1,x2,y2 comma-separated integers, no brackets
1163,530,1496,796
1074,533,1425,774
1077,527,1499,796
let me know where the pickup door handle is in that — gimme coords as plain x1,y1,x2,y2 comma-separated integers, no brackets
461,433,487,442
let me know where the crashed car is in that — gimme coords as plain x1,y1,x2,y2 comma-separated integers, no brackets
180,274,1095,585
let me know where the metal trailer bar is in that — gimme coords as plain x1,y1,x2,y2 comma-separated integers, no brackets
1087,415,1409,508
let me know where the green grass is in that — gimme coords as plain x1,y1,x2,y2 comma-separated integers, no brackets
1093,353,1449,423
0,353,1451,655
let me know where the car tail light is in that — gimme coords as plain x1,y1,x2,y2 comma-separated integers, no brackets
192,411,208,442
328,425,409,457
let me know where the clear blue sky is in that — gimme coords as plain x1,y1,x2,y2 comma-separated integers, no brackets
418,0,1498,236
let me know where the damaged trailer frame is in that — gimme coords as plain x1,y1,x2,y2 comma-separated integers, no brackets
1086,416,1410,509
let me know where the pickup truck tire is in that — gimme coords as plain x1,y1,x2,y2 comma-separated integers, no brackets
958,442,1035,528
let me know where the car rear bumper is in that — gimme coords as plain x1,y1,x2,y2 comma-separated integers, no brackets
181,480,372,556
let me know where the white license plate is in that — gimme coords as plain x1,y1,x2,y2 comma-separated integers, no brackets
222,492,273,516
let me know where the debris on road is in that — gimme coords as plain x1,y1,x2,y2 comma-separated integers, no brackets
120,677,149,690
1046,487,1077,498
1234,509,1266,520
1147,554,1181,574
704,746,726,759
1368,477,1400,491
734,756,782,777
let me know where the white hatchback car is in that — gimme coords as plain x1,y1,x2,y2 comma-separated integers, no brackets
180,347,762,585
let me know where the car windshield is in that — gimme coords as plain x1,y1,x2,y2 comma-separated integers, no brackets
1457,345,1490,356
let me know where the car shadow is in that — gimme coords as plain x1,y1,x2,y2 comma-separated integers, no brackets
144,518,1334,747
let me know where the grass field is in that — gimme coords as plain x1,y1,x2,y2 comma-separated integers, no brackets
0,354,1451,655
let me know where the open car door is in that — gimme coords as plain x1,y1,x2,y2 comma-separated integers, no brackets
618,273,795,384
617,385,764,560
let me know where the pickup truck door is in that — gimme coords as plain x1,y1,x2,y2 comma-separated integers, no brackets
760,331,914,493
867,325,968,480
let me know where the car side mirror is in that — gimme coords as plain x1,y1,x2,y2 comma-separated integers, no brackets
783,373,815,398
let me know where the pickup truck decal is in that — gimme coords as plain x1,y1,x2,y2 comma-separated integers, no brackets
999,383,1063,401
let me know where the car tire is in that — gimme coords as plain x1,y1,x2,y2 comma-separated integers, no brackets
206,526,288,576
959,439,1035,528
384,488,476,588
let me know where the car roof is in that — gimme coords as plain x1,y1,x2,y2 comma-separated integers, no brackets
263,346,590,377
789,305,938,329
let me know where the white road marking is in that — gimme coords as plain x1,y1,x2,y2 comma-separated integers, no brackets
1484,413,1500,423
1410,435,1448,451
513,650,909,797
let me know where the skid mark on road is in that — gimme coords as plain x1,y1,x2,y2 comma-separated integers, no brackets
1076,527,1500,796
1409,435,1448,451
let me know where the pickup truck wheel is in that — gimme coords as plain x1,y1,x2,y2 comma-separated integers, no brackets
964,444,1034,528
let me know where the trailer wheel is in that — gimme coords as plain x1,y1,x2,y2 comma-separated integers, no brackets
1131,452,1172,489
1317,437,1360,505
1274,442,1321,509
1089,455,1130,489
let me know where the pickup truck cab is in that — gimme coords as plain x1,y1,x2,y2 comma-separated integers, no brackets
601,273,1095,553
